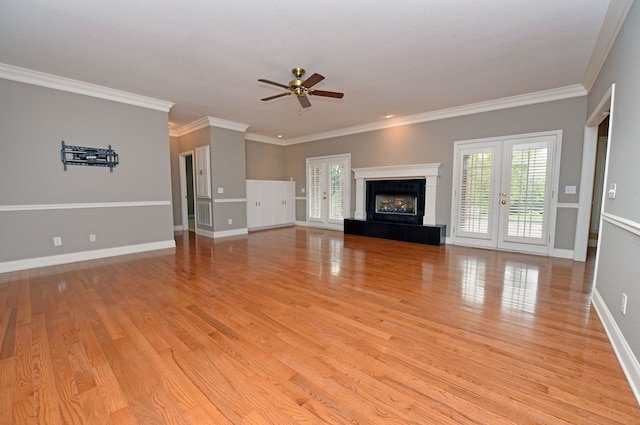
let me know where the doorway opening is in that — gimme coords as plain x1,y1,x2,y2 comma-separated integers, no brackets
588,116,609,254
179,151,196,232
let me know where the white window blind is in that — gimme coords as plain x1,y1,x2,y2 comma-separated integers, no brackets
308,164,322,220
329,161,346,220
507,146,548,239
459,152,493,234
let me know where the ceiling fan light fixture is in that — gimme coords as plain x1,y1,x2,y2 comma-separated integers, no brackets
384,113,393,119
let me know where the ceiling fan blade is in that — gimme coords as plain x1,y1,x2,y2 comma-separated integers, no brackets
261,92,291,101
298,95,311,108
310,90,344,99
258,79,290,90
302,73,324,88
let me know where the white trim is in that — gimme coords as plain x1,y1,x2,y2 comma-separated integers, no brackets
213,198,246,203
245,133,285,145
207,116,249,133
270,85,585,145
592,289,640,405
551,248,574,259
173,225,183,231
0,240,176,273
602,212,640,237
213,228,248,238
0,63,174,112
295,196,306,201
174,116,249,137
581,1,635,91
0,200,170,212
576,85,615,262
195,228,215,238
295,220,308,227
556,203,579,209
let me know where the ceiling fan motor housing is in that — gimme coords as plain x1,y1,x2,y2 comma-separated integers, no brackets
289,78,305,96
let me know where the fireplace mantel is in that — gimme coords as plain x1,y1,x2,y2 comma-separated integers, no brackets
352,163,441,225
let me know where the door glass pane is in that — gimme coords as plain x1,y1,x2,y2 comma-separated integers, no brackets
329,162,345,220
508,146,548,239
308,164,322,219
459,152,492,234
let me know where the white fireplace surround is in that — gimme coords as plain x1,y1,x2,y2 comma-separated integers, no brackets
352,163,441,225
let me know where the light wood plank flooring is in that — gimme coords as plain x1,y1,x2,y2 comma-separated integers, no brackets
1,226,638,424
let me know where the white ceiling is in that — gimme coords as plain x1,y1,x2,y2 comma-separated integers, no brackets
0,0,617,142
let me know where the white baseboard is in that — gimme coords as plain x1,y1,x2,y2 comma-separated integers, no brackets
173,225,184,231
195,228,215,238
551,248,574,259
0,240,176,273
213,228,248,238
295,220,308,227
592,289,640,405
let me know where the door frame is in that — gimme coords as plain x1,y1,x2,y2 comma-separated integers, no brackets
306,153,351,231
574,84,614,262
450,130,562,255
179,151,196,232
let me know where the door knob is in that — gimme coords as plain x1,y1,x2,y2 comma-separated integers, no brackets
501,200,506,205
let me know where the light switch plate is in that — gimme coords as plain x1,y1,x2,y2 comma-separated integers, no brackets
217,187,224,194
564,185,576,194
608,183,617,199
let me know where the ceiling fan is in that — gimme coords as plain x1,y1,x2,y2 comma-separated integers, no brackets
258,67,344,108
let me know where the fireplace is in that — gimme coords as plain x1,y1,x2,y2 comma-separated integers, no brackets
352,163,441,225
347,163,444,245
366,179,425,224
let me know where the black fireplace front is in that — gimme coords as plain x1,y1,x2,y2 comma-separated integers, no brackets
366,179,426,224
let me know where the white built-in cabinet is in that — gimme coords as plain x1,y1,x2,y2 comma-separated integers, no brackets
246,180,295,229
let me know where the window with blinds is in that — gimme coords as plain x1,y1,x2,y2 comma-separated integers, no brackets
329,162,346,220
308,164,322,220
459,152,493,234
507,146,548,239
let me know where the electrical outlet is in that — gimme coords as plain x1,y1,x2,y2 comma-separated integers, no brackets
217,187,224,194
621,293,628,315
89,234,96,242
301,187,305,194
227,218,232,225
53,236,62,247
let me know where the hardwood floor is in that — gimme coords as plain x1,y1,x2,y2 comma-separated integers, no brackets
1,226,638,424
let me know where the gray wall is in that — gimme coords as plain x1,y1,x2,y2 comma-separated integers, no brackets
172,125,248,233
276,96,587,247
0,79,174,264
245,140,286,180
210,126,247,231
588,1,640,364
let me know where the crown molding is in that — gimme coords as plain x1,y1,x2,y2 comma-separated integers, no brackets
245,133,285,145
279,84,587,145
0,63,174,112
207,116,249,132
582,0,634,92
174,116,249,137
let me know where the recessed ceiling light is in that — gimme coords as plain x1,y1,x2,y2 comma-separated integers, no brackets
384,113,393,119
277,134,283,138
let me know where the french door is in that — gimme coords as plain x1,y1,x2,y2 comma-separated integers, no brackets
451,132,560,255
307,154,350,230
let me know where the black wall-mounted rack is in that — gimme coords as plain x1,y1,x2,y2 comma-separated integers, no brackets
61,141,119,172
